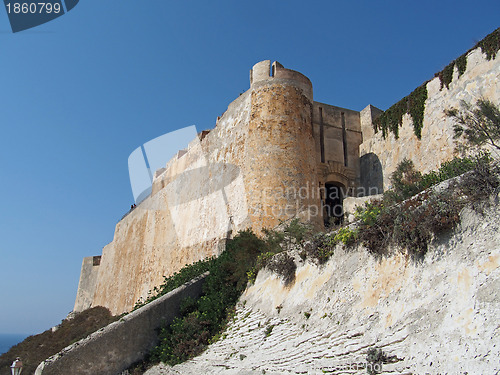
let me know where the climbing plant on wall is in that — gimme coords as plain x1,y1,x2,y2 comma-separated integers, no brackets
478,27,500,60
373,84,428,140
437,27,499,90
373,27,499,140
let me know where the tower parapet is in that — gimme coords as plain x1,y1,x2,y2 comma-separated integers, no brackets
250,60,313,101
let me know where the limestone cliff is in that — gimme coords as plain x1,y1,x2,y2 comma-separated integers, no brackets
144,198,500,375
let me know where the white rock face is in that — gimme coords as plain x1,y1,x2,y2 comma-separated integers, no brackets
145,198,500,375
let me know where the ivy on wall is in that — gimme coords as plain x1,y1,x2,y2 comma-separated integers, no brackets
479,27,500,60
373,27,499,139
438,61,456,90
437,27,499,90
408,85,427,139
455,54,467,76
373,84,428,140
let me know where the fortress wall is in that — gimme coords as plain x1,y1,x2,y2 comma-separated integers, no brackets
360,48,500,191
89,92,254,315
73,256,101,312
86,61,323,315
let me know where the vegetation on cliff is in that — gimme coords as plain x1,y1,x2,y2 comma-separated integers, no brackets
133,259,215,311
128,149,498,374
128,219,312,373
355,153,498,256
438,27,499,89
0,307,117,375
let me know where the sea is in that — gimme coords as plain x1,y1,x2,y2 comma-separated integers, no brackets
0,334,29,356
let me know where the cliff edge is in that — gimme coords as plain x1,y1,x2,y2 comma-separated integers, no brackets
145,197,500,374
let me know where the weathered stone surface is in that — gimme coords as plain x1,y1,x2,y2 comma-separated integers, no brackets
89,92,253,315
73,256,100,312
36,274,207,375
245,79,321,230
145,199,500,374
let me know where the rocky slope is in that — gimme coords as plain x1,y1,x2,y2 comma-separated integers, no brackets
145,198,500,375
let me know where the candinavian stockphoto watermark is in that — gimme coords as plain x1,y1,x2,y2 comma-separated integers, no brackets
128,125,250,247
294,361,384,374
3,0,79,32
127,125,382,246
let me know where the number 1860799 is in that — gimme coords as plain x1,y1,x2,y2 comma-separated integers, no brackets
5,2,62,14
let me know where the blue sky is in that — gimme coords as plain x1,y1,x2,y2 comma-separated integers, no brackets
0,0,498,335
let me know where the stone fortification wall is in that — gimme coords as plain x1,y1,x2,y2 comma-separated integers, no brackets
90,91,253,315
37,274,206,375
79,60,323,315
146,199,500,375
360,47,500,191
73,256,101,312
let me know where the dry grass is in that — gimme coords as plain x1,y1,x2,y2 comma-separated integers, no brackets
0,307,117,375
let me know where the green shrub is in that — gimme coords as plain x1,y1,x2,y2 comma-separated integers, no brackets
389,158,422,202
418,156,476,191
250,219,312,280
152,311,211,365
262,227,285,254
447,99,500,151
283,218,313,245
356,201,394,255
386,156,479,205
355,155,498,256
392,190,462,255
264,324,275,337
366,347,388,375
458,153,499,206
355,202,383,226
133,258,214,310
266,252,297,285
333,227,358,246
302,233,336,264
148,229,266,366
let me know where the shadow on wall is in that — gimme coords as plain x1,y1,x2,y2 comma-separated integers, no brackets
360,153,384,196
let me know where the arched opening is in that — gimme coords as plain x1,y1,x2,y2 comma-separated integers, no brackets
323,182,345,227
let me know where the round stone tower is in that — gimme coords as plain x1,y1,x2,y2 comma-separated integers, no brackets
244,60,322,231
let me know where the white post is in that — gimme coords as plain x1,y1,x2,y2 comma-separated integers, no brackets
10,357,23,375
